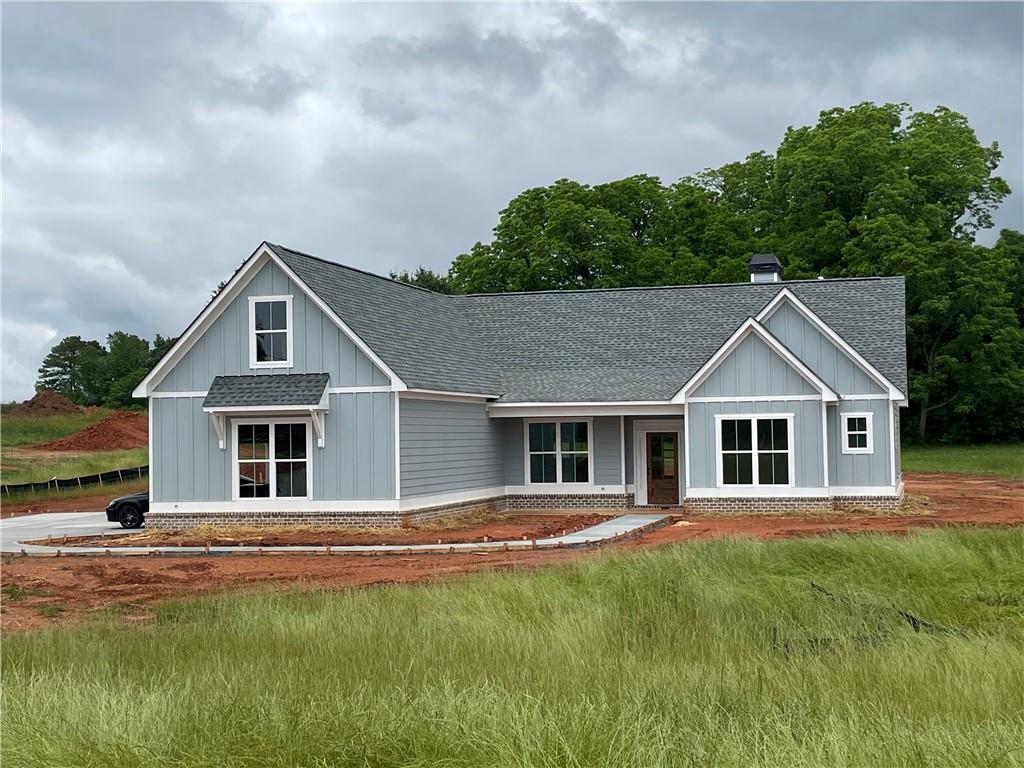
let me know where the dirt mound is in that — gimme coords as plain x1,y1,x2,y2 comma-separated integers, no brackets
37,411,148,452
9,390,81,417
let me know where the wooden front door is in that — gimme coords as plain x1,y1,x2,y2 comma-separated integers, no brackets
646,432,679,506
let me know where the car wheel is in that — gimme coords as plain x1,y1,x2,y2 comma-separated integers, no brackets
118,504,144,529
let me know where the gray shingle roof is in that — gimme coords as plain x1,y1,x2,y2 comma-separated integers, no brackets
268,244,907,403
203,373,330,408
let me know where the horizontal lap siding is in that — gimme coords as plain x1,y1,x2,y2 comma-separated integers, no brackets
497,417,622,487
688,400,824,488
400,399,504,497
155,260,388,392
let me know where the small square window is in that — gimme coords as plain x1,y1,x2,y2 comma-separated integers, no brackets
842,413,873,454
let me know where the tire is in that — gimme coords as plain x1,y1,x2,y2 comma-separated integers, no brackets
118,504,144,529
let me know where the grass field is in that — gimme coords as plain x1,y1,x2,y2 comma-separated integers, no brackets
1,410,113,447
902,443,1023,480
3,528,1023,767
1,447,149,485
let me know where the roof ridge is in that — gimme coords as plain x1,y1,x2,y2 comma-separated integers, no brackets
457,275,903,298
269,242,451,297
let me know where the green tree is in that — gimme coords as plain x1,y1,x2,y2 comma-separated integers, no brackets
103,332,152,408
35,336,107,405
390,267,452,294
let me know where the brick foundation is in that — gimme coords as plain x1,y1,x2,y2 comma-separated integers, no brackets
146,490,902,529
504,494,633,511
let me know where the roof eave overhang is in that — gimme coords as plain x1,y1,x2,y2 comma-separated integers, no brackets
133,242,407,399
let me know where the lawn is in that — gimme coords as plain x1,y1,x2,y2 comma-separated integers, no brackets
902,443,1023,480
1,447,149,485
1,410,113,447
3,528,1023,767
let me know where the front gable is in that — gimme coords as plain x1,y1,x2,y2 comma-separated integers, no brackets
762,301,884,396
690,331,820,399
139,245,397,396
757,289,902,399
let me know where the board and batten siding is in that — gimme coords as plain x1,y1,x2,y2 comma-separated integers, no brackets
155,260,389,392
151,392,395,503
499,416,623,486
399,398,504,497
764,302,885,396
687,399,825,489
691,333,818,398
827,398,893,487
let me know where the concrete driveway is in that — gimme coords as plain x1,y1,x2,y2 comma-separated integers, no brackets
1,512,128,553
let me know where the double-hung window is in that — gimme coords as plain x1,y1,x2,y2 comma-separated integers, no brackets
718,415,793,486
236,421,310,500
249,296,293,368
841,413,873,454
527,420,590,484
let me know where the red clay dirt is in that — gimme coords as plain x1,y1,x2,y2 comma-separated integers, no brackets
48,513,611,548
8,389,81,417
1,472,1020,632
35,411,148,451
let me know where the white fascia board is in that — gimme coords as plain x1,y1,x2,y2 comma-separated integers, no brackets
755,288,904,400
266,248,406,391
488,402,683,418
401,389,500,402
672,318,839,404
133,244,273,398
134,242,408,398
202,404,328,414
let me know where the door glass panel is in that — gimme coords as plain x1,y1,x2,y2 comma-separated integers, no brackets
663,436,676,478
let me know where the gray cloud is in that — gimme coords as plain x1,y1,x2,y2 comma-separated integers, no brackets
2,1,1021,401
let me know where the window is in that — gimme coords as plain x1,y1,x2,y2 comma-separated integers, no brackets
236,421,309,499
718,415,792,486
842,412,873,454
527,420,590,484
249,296,293,367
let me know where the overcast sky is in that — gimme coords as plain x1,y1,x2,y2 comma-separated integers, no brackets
2,2,1022,401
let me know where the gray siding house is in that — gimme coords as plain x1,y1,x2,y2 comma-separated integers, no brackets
135,242,907,527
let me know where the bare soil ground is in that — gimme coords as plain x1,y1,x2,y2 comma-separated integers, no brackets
36,411,148,451
0,484,146,519
2,472,1020,632
31,513,612,548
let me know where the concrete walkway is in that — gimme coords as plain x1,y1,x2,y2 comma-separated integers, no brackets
0,512,669,556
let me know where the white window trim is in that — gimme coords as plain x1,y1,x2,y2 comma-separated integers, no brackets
248,295,294,369
231,417,313,502
523,418,595,486
841,412,874,455
714,413,796,488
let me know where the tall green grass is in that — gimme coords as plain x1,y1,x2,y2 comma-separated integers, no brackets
3,528,1024,767
1,447,149,485
902,443,1023,480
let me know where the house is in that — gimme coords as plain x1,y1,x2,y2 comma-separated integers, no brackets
133,242,907,528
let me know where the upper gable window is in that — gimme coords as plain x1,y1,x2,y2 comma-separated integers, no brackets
249,296,293,368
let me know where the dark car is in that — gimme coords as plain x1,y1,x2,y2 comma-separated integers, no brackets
105,491,148,528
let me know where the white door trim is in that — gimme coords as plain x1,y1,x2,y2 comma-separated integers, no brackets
632,418,684,506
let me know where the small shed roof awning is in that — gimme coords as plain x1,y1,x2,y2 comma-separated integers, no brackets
203,373,330,411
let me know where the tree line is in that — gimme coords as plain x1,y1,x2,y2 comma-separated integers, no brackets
35,333,176,410
392,103,1024,443
34,103,1022,442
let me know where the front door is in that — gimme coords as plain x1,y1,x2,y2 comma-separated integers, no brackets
646,432,679,506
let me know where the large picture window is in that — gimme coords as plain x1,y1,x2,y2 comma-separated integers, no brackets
718,415,792,486
527,420,590,484
249,295,293,367
235,421,309,499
